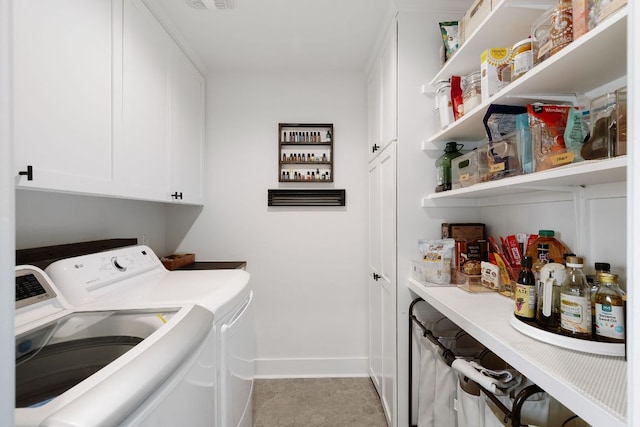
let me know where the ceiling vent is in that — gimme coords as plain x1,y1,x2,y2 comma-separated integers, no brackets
185,0,235,9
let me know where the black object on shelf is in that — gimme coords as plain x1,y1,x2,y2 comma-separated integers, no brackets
267,189,345,207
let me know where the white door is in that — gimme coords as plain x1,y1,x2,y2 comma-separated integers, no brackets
379,18,397,149
367,62,382,163
368,156,382,394
368,140,397,426
378,141,396,425
118,0,171,201
13,0,115,195
169,46,205,204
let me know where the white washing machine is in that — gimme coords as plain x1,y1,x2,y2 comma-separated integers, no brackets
45,245,256,427
15,265,216,427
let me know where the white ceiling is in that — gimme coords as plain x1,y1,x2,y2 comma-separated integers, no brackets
150,0,394,73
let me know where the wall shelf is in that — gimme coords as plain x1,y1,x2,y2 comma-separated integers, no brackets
278,123,334,182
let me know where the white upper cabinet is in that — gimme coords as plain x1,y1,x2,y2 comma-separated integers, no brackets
13,0,205,205
118,0,171,201
168,46,205,205
13,0,115,195
367,15,397,162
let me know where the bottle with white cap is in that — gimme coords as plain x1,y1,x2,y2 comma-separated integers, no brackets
560,256,591,338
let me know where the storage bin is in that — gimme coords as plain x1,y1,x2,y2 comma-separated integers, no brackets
452,150,479,188
478,134,522,182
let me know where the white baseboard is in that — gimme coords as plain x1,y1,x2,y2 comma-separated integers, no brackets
255,357,370,379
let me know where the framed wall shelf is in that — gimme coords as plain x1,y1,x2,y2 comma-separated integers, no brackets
279,123,334,182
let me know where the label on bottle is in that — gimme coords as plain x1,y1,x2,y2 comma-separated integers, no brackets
595,303,625,339
560,294,591,334
515,283,536,319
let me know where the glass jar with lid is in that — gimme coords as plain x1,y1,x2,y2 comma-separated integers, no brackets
462,71,482,114
434,79,453,129
511,38,533,81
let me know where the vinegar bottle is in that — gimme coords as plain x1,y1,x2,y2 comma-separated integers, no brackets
560,256,592,338
594,272,625,343
514,256,536,322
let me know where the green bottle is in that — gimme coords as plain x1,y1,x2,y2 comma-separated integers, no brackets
435,142,462,192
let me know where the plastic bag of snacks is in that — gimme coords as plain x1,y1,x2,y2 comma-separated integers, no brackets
418,239,456,285
439,21,459,62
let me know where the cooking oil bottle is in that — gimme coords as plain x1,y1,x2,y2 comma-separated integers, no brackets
560,256,591,338
594,272,625,343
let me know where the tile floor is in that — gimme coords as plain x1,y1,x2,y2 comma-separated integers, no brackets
252,377,388,427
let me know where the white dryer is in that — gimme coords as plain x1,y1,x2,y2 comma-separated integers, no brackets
45,245,256,427
15,265,216,427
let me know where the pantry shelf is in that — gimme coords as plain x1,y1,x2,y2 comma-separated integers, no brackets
421,156,626,205
430,0,555,86
408,278,627,427
427,5,627,144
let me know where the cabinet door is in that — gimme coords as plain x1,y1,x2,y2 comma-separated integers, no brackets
169,46,205,204
368,141,396,424
367,63,381,162
378,141,396,424
380,18,397,148
13,0,115,194
368,157,382,393
118,0,171,201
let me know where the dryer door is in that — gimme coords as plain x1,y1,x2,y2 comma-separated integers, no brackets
220,291,256,427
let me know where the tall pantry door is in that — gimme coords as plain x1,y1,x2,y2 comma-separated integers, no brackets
368,140,397,426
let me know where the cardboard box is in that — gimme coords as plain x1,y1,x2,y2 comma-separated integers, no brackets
441,223,486,241
463,0,492,39
596,0,627,24
160,253,195,270
480,48,511,103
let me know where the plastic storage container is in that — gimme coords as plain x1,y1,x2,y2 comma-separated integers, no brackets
451,150,479,189
435,79,454,129
615,87,627,156
478,133,522,182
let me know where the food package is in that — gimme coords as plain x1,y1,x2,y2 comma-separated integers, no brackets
439,21,459,62
480,48,512,103
483,104,528,142
418,238,456,285
455,240,488,275
572,0,596,40
528,104,573,171
441,223,485,241
481,261,502,290
451,75,464,121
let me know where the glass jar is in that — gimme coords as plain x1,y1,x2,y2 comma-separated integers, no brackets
615,87,627,156
560,256,592,338
582,92,616,160
462,71,482,114
511,38,533,81
434,80,453,129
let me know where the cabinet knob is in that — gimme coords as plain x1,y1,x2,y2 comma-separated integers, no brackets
18,165,33,181
372,144,380,153
373,273,381,281
171,192,183,200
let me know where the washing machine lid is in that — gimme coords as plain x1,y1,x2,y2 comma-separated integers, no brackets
15,303,213,427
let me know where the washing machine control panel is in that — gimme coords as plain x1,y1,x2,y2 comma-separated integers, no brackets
15,267,57,309
45,245,164,306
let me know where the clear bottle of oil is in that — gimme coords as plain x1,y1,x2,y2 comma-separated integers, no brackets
560,256,591,338
594,272,625,343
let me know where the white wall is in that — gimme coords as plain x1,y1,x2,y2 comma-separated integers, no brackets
15,190,168,255
167,70,370,377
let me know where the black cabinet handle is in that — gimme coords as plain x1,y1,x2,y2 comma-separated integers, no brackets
373,273,381,281
171,192,183,200
372,144,380,153
18,165,33,181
